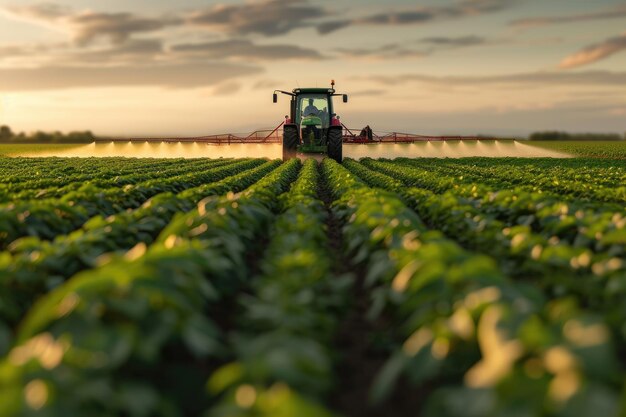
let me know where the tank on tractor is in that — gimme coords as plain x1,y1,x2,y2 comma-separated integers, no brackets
273,80,348,162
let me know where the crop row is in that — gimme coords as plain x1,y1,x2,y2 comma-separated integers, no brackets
396,158,626,204
360,159,626,251
0,157,185,185
207,159,347,416
0,159,301,416
344,159,626,345
0,158,233,202
323,158,623,416
0,158,264,248
446,157,626,187
0,156,624,416
0,159,282,340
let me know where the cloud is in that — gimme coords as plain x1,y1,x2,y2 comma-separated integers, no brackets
362,70,626,87
252,79,283,90
212,82,242,96
419,35,487,47
510,4,626,28
559,33,626,69
318,0,517,34
2,3,179,45
335,36,489,60
188,0,327,36
0,42,59,58
335,43,428,60
4,2,71,20
171,39,324,61
350,89,386,97
68,39,165,63
69,12,180,45
0,63,262,92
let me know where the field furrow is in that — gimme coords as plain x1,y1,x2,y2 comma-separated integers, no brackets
205,159,347,416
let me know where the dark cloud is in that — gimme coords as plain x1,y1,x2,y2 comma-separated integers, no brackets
252,79,283,90
0,43,54,57
560,33,626,69
510,4,626,28
212,82,242,96
171,39,324,61
70,12,180,45
336,36,489,60
362,70,626,87
335,43,427,60
3,3,179,45
0,63,262,92
5,2,71,20
69,39,165,63
419,35,486,47
350,89,386,97
188,0,327,36
318,0,517,34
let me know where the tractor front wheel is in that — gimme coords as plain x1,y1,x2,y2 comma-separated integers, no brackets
327,126,343,163
282,124,299,161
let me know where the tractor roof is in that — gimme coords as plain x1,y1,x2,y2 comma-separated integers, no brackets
292,88,335,95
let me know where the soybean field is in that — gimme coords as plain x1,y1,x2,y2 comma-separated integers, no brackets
0,155,625,417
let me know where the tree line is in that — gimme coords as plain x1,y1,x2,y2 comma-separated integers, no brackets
1,124,625,143
0,125,95,143
528,131,625,141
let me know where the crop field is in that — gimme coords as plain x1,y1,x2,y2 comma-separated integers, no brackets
525,141,626,159
0,155,625,416
0,144,84,157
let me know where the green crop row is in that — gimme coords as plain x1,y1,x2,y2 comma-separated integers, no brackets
0,158,233,202
524,141,626,159
396,158,626,204
0,159,300,417
0,160,282,341
445,158,626,188
361,159,626,249
0,155,624,416
344,158,626,343
0,157,179,184
323,158,624,416
206,159,346,417
0,158,189,195
0,158,264,249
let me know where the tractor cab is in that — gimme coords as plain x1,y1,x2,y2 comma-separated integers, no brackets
273,81,348,162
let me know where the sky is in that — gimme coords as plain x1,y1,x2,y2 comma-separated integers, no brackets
0,0,625,137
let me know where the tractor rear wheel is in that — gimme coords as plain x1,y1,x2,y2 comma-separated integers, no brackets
327,126,343,163
282,124,299,161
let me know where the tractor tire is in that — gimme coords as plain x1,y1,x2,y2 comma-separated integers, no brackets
327,126,343,163
282,124,299,161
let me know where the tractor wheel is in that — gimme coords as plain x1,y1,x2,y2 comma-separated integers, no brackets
282,124,299,161
327,126,343,163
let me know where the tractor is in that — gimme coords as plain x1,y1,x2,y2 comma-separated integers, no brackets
273,80,348,162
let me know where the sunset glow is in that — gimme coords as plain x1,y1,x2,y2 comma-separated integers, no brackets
0,0,625,136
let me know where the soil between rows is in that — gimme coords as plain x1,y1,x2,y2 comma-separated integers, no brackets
317,161,423,417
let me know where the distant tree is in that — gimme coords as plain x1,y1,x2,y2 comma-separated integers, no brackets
0,125,14,141
66,131,95,143
529,131,623,141
32,131,53,142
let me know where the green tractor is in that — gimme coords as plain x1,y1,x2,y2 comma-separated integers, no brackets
273,80,348,162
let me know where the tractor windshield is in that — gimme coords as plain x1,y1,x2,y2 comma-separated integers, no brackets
297,94,329,127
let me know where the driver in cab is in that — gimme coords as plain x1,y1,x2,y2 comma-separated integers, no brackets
303,99,319,116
